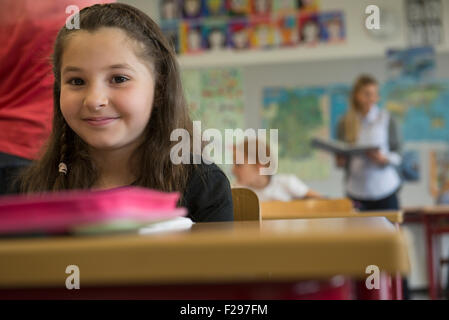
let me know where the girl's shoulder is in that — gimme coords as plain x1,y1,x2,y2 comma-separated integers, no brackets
181,159,234,223
185,160,230,195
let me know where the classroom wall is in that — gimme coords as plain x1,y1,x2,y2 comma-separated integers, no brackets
121,0,449,290
243,54,449,205
121,0,449,207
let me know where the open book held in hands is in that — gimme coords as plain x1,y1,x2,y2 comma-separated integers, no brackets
311,138,379,156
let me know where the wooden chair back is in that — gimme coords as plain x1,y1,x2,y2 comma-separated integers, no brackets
231,188,260,221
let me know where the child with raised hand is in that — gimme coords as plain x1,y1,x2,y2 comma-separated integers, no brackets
13,3,233,222
232,138,320,201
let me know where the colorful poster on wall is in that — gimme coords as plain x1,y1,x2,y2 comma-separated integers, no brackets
227,0,251,16
278,14,299,46
203,0,228,17
229,19,251,49
273,0,296,14
319,11,345,43
297,0,320,13
251,0,273,16
180,21,204,53
262,87,331,180
299,13,321,45
159,0,346,55
182,68,245,131
249,16,276,49
160,0,180,21
181,69,202,114
181,68,245,180
202,19,229,51
181,0,204,19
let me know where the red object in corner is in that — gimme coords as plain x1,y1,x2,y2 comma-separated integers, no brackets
0,0,113,160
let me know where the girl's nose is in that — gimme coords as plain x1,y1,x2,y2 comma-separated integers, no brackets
83,83,108,111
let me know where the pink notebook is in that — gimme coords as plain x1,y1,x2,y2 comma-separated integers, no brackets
0,187,187,235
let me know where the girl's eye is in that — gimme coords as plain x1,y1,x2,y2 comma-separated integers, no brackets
69,78,85,86
111,76,129,84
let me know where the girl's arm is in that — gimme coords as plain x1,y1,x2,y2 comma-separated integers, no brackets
288,175,321,199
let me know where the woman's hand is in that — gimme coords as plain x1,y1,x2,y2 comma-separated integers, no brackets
366,150,389,166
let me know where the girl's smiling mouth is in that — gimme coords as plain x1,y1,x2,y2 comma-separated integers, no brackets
83,116,120,127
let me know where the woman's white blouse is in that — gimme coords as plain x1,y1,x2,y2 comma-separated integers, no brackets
346,106,402,200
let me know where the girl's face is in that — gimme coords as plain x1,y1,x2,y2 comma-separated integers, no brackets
60,27,155,152
355,84,379,115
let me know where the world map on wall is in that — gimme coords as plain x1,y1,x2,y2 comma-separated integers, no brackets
262,87,331,180
329,80,449,142
263,80,449,181
182,65,449,183
382,81,449,141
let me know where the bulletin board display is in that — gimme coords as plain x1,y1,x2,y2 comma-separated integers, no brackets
159,0,346,55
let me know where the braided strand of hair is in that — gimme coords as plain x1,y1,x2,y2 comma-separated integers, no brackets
53,120,69,191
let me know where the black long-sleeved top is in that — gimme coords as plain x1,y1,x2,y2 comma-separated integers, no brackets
180,162,234,222
6,162,234,223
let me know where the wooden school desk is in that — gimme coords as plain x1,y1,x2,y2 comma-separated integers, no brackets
404,206,449,300
261,209,403,224
0,217,409,300
261,206,404,298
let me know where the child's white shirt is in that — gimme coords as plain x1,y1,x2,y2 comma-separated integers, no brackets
248,174,310,202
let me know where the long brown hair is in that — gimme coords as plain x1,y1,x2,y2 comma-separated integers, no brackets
18,3,194,194
341,75,378,143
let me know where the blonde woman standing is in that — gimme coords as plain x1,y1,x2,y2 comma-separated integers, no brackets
336,75,402,211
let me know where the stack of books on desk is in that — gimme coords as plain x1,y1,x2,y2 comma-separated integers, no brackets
0,187,189,236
